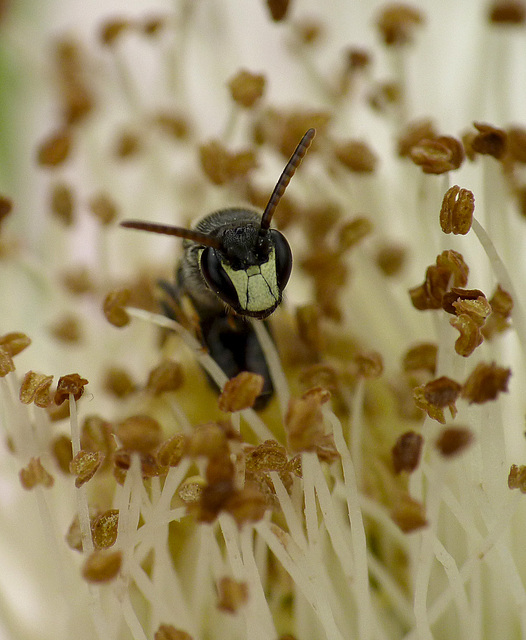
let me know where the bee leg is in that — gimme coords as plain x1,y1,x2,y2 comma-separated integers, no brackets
199,313,274,410
157,279,179,320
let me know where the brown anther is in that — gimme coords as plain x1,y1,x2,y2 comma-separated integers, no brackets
471,122,507,159
206,451,236,488
199,141,257,185
453,296,492,326
88,193,118,225
156,433,187,467
116,415,163,453
113,449,167,479
286,454,302,477
392,431,423,474
301,387,332,404
296,304,324,353
354,351,384,378
440,185,474,235
47,400,70,422
435,427,474,457
198,478,236,523
507,127,526,163
334,140,378,173
217,576,249,612
66,516,83,551
82,550,122,583
298,364,340,394
153,112,190,140
410,250,469,310
508,464,526,492
397,119,437,158
391,494,428,533
414,376,462,423
461,130,478,161
0,194,13,226
489,1,526,24
436,250,469,287
346,48,371,70
228,150,259,180
20,371,54,407
266,0,291,21
146,360,184,395
37,129,72,167
294,18,325,45
483,285,514,339
20,457,55,490
51,435,73,474
0,332,31,357
409,136,464,174
81,415,116,457
99,19,131,46
442,288,487,315
409,249,470,311
489,285,513,317
450,315,484,357
104,367,136,398
368,81,402,112
186,423,229,459
375,244,406,276
218,372,264,412
49,182,74,226
224,485,268,526
54,39,94,124
301,248,347,289
256,108,329,158
403,343,437,375
54,373,89,405
376,4,424,45
50,314,83,343
70,450,104,488
461,362,511,404
337,217,374,251
155,625,193,640
286,395,339,462
92,509,119,549
61,266,93,295
177,476,205,504
103,289,131,327
423,376,462,407
245,440,288,474
142,15,167,36
115,131,141,158
228,70,266,108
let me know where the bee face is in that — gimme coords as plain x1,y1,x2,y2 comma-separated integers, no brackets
199,223,292,318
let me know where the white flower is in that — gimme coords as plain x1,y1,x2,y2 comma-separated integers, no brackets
1,1,526,639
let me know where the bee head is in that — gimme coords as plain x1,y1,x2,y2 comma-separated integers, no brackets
199,222,293,318
120,128,315,319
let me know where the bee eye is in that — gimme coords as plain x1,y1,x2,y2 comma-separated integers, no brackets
270,229,293,290
200,247,239,308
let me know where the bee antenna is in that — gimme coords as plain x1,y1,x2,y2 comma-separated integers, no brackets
260,128,316,233
120,220,222,249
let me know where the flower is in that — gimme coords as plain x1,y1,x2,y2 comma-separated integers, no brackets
1,1,526,639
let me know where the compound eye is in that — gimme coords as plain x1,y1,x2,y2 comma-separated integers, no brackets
200,247,239,309
270,229,293,291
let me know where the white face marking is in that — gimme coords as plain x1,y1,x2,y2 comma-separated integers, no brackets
222,248,280,313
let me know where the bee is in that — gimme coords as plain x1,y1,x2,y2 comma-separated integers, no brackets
121,128,315,408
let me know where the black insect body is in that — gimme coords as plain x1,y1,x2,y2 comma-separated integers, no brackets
121,128,315,409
